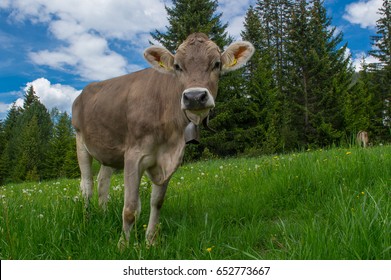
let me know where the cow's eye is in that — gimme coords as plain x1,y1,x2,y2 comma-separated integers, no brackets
174,64,182,72
213,61,221,71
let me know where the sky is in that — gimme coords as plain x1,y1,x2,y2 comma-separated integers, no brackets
0,0,384,119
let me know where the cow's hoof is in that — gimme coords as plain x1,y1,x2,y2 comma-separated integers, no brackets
117,236,129,251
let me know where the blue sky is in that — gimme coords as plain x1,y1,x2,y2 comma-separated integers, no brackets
0,0,384,119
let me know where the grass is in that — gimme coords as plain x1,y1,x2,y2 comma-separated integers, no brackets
0,145,390,260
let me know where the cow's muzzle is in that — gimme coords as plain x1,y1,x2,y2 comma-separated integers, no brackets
181,87,215,125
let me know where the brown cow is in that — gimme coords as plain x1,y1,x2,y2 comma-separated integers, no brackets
72,33,254,247
357,130,369,148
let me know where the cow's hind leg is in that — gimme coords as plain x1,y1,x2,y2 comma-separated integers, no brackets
146,181,169,246
76,133,93,205
98,165,114,209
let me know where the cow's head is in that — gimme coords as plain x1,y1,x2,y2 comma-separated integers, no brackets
144,33,254,125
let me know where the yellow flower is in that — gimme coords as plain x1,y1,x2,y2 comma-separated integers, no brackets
346,151,352,155
206,246,214,252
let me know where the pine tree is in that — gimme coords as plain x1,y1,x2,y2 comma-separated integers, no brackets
369,0,391,138
285,0,353,147
0,104,22,183
370,0,391,68
13,116,41,181
240,6,281,154
11,86,53,181
344,58,372,138
46,112,76,178
150,0,230,51
0,120,5,185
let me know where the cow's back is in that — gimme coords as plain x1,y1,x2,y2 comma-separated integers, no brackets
72,68,185,168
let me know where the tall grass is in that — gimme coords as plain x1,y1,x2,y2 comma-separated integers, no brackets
0,145,390,259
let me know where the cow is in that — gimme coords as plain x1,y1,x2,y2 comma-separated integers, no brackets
357,130,369,148
72,33,254,248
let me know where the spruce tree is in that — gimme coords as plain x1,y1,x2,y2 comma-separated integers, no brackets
0,104,22,183
286,0,352,147
240,6,281,154
369,0,391,138
11,86,53,181
46,112,76,178
151,0,230,51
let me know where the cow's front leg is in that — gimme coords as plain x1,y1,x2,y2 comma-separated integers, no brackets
146,181,169,246
118,158,142,250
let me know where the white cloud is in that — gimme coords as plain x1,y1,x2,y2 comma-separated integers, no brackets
2,0,168,81
351,52,381,71
0,102,9,114
218,0,255,39
15,78,81,114
343,0,382,29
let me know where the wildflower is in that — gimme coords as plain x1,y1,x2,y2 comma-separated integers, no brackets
38,214,44,219
219,166,223,170
346,151,352,155
143,224,147,231
206,247,214,253
361,191,365,195
180,176,184,180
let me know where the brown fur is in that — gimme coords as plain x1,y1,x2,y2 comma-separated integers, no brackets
72,33,254,247
357,131,369,148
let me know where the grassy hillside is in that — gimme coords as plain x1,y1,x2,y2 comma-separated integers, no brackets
0,145,390,260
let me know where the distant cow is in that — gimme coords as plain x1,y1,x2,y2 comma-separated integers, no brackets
357,131,369,148
72,33,254,247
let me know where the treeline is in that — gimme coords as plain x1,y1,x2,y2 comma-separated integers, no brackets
0,86,79,184
1,0,390,183
153,0,390,160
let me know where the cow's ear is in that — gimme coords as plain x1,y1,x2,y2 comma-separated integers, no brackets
221,41,255,74
144,46,175,73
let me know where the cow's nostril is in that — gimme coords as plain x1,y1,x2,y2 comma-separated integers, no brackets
182,88,211,110
200,91,208,104
183,94,190,106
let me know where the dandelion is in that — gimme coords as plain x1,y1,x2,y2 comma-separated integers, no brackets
206,246,215,253
346,151,352,155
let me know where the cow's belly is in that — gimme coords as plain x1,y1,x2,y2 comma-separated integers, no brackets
84,134,126,169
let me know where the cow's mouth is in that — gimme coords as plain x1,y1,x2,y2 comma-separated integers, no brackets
184,108,211,125
181,87,215,125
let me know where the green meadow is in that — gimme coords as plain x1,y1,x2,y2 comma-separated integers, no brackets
0,145,390,260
